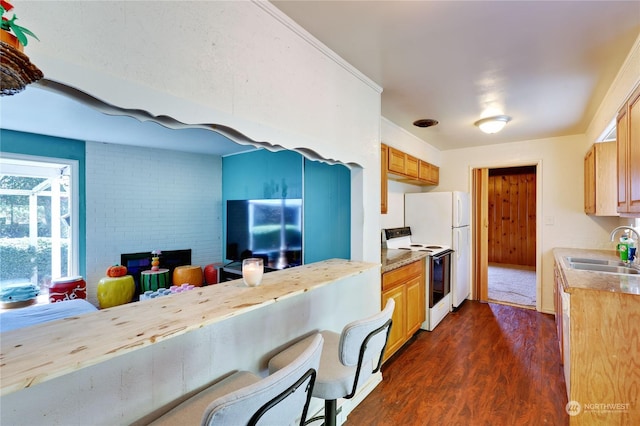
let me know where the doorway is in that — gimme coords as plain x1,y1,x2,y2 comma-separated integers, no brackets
472,165,537,309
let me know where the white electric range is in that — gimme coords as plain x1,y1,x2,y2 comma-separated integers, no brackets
384,227,453,331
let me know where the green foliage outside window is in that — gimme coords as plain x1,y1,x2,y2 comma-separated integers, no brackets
0,238,68,285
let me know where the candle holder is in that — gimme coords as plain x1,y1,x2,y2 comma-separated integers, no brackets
242,258,264,287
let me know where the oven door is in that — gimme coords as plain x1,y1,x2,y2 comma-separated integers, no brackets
429,250,452,308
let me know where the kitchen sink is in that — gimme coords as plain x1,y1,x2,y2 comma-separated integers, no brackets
567,262,640,275
564,257,629,267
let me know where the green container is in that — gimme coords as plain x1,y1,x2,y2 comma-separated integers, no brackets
618,240,630,262
140,269,170,292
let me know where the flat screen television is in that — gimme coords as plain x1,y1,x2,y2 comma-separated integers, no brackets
226,199,302,269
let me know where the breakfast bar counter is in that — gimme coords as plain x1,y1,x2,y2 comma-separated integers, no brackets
0,259,380,425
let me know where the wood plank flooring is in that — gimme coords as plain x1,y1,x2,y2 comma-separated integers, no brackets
345,301,569,425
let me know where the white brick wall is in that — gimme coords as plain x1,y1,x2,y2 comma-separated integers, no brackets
85,142,222,305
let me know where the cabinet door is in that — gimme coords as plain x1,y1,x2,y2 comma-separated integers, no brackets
388,147,406,174
405,155,419,178
628,86,640,213
382,284,405,361
418,161,439,185
381,144,388,214
429,164,439,184
617,106,629,213
553,263,564,364
584,146,596,214
405,275,425,337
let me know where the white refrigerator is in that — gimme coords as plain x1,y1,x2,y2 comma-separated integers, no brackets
405,191,471,309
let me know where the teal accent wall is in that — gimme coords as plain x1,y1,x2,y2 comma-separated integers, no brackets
222,149,350,265
222,149,303,262
0,129,86,278
303,159,350,263
223,149,303,200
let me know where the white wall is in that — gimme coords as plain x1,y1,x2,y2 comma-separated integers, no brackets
19,1,382,265
85,142,222,305
381,117,442,165
380,117,442,232
440,134,620,313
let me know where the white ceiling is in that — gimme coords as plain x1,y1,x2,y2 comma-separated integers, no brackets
0,1,638,154
273,0,640,150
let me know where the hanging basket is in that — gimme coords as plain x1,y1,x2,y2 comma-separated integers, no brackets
0,30,43,96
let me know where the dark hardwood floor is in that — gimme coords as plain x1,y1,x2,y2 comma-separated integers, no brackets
345,301,569,425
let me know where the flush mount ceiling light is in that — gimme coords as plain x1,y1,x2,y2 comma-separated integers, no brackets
413,119,439,128
474,115,512,134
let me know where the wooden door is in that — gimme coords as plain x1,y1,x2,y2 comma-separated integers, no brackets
487,166,536,266
472,168,489,301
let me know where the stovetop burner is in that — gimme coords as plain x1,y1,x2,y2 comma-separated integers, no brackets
384,227,451,256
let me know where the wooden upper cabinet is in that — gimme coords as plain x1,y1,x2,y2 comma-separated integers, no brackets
381,144,388,214
584,146,596,214
419,160,439,184
629,86,640,213
617,85,640,216
384,145,439,186
617,103,629,212
388,147,406,174
405,155,419,178
584,142,617,216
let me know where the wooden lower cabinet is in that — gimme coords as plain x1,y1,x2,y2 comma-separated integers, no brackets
554,259,640,424
382,260,425,361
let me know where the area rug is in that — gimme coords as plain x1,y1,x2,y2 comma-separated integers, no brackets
488,263,536,307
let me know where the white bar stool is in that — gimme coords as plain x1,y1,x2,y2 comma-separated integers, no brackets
268,300,395,426
149,333,323,426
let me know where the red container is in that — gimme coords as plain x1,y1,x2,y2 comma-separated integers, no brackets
49,276,87,303
204,264,218,285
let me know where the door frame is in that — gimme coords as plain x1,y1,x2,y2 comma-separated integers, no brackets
469,160,543,311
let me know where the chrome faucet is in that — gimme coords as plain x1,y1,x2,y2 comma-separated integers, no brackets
610,226,640,264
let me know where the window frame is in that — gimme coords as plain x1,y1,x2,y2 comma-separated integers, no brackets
1,152,80,278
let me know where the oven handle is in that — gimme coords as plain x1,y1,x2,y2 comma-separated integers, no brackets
432,249,454,260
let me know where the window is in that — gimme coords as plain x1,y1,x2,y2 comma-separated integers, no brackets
0,154,79,292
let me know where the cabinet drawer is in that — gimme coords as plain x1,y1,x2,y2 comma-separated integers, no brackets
382,260,423,291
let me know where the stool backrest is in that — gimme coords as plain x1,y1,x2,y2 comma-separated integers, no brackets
338,299,395,398
202,333,323,426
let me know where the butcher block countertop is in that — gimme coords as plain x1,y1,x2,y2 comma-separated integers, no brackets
0,259,377,397
381,248,428,273
553,248,640,295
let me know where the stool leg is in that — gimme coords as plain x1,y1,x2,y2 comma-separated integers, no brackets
324,399,337,426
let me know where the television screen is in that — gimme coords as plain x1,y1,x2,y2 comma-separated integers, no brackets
226,199,302,269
